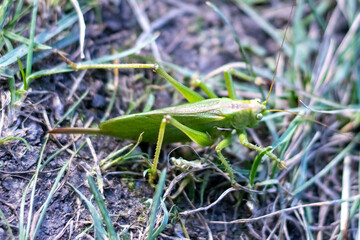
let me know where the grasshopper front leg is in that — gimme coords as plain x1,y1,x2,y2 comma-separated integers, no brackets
238,129,286,169
190,69,237,100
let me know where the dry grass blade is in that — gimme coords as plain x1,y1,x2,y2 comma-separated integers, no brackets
210,194,360,224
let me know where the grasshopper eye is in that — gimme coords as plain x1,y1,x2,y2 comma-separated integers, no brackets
256,113,263,120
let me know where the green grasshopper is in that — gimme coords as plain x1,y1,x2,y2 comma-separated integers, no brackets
49,7,293,185
49,63,285,184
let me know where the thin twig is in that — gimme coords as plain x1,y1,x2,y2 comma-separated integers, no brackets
210,194,360,224
179,187,237,215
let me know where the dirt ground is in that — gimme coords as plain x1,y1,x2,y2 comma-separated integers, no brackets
1,0,358,239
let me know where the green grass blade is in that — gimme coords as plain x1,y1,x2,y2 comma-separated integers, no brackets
200,172,210,206
8,76,15,104
31,141,87,240
14,0,24,17
18,73,90,239
26,33,158,86
353,159,360,236
0,136,30,149
151,200,169,239
0,0,12,30
0,208,14,239
3,34,13,51
0,36,5,54
6,3,32,29
271,118,300,150
87,174,118,240
102,133,143,170
69,184,108,239
249,146,272,186
100,143,133,163
147,168,167,240
233,0,291,56
0,10,79,67
207,2,254,76
4,30,52,50
142,93,155,113
52,89,89,129
19,136,49,240
74,224,94,239
18,132,80,239
0,66,12,78
17,58,26,86
293,134,360,195
3,30,78,76
32,31,78,62
306,0,326,31
38,88,90,169
25,66,74,87
160,61,198,78
101,70,120,121
293,133,320,192
81,33,159,65
24,0,39,89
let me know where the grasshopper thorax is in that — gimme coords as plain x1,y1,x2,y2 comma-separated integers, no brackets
219,98,267,129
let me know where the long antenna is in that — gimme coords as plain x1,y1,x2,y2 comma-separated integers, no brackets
268,109,359,144
265,2,295,104
268,109,328,127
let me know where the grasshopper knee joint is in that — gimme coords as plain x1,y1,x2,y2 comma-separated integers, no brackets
163,115,171,123
153,64,159,72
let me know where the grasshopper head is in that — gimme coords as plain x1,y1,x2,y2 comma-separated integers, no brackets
248,99,268,127
230,99,267,129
